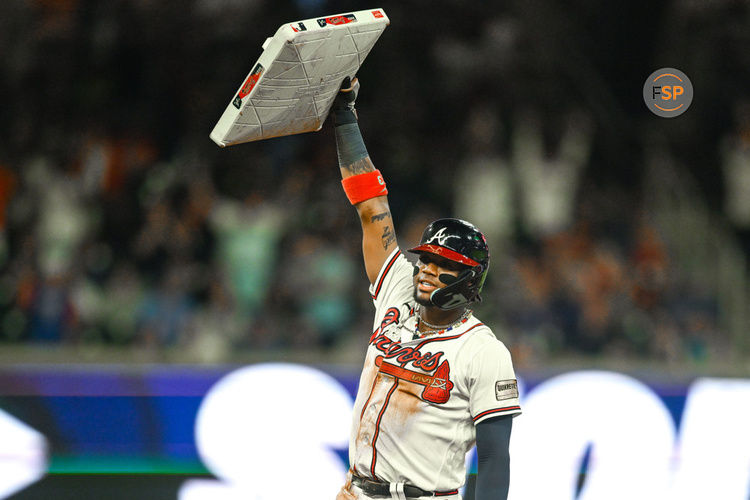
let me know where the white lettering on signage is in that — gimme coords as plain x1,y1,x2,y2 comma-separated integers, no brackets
183,366,750,500
179,363,353,500
669,378,750,500
0,408,47,499
508,371,676,500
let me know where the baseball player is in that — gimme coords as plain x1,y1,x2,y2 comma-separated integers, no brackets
332,78,522,500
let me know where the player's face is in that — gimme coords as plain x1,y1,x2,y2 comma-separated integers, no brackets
413,252,466,306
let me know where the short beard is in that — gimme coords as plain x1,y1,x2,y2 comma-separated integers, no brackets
413,288,433,307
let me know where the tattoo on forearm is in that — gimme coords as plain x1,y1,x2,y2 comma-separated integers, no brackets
381,226,396,249
370,212,391,223
344,158,374,176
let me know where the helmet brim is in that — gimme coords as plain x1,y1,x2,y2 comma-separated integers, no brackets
408,244,480,267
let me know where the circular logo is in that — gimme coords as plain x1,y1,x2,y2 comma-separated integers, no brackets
643,68,693,118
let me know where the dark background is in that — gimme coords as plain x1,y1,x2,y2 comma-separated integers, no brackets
0,0,748,422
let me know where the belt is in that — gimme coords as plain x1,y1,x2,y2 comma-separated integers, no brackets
351,474,458,498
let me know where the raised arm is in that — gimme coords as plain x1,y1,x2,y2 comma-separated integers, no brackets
332,78,397,285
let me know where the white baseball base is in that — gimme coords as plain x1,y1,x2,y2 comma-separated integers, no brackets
210,9,389,147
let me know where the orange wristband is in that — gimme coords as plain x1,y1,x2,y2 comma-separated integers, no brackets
341,170,388,205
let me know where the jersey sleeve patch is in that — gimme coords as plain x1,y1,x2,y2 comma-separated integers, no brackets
467,335,522,424
495,380,519,401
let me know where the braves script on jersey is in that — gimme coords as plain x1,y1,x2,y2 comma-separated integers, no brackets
348,248,522,495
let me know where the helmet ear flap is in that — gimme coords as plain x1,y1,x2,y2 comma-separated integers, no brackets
430,268,478,310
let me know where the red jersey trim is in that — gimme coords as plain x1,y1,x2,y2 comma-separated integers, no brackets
460,322,484,336
473,405,521,422
371,250,402,301
370,380,399,475
360,372,381,421
413,322,484,350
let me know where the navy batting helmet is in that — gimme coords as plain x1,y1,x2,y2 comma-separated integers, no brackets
408,218,490,310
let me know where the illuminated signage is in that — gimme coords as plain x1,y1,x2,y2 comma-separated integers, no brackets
0,408,47,499
180,364,353,500
183,365,750,500
1,364,748,499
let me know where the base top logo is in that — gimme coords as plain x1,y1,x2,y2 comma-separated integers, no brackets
643,68,693,118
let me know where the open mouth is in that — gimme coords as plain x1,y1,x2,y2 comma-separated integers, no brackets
417,279,438,293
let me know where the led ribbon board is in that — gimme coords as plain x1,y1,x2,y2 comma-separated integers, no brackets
210,9,389,147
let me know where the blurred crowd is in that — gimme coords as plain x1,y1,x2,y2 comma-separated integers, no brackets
0,0,748,365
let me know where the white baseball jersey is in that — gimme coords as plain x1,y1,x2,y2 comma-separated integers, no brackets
348,248,522,494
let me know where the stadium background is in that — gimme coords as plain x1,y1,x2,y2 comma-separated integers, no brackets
0,0,749,498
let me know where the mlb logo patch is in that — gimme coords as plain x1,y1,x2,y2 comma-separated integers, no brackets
495,380,518,401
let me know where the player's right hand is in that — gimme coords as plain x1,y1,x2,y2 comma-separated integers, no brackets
335,485,357,500
333,77,360,113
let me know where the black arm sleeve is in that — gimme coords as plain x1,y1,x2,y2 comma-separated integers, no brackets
475,415,513,500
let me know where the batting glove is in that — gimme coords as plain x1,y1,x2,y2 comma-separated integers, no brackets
332,77,360,125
